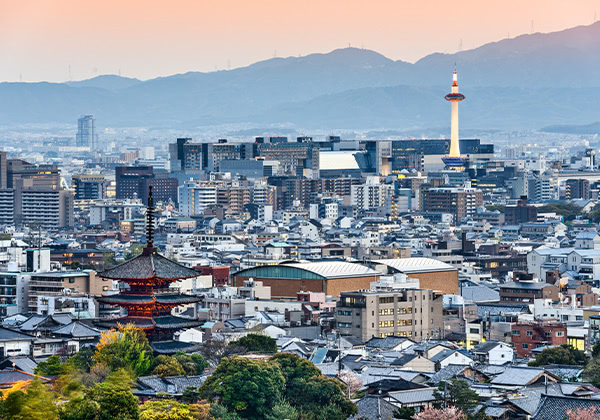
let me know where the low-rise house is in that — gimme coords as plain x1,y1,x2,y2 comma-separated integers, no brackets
429,349,474,370
391,354,435,373
0,327,34,358
490,367,561,388
472,341,514,365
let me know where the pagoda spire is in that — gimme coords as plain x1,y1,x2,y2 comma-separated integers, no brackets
144,185,155,254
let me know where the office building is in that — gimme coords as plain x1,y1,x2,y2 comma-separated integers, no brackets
72,174,106,200
505,197,537,225
75,115,99,150
420,187,483,221
336,288,443,341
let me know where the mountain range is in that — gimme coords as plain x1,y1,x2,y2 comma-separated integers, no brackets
2,22,600,130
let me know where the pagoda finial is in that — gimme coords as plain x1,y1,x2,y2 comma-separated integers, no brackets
145,185,155,253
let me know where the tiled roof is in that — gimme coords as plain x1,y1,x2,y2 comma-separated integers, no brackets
136,374,208,394
151,341,203,354
53,321,101,338
532,395,600,420
387,387,440,405
0,368,49,385
349,395,398,420
491,367,554,386
0,326,34,342
100,248,199,281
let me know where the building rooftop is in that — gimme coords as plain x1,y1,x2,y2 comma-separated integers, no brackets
375,258,456,274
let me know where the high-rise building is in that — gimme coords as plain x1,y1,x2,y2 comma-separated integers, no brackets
76,115,99,150
72,174,106,200
565,179,590,200
115,166,153,200
0,151,7,189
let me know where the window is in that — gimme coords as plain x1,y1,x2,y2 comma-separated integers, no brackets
379,297,394,304
69,279,75,284
379,308,394,316
512,330,520,336
526,330,533,337
379,320,394,328
522,343,528,349
545,332,551,337
556,331,564,337
338,322,352,328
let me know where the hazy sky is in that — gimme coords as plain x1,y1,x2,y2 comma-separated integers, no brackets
1,0,597,82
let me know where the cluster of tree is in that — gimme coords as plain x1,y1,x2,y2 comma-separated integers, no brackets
198,353,357,420
538,202,583,222
1,325,356,420
583,342,600,387
528,344,588,367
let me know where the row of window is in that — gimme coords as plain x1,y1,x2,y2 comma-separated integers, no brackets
512,329,564,337
378,319,413,328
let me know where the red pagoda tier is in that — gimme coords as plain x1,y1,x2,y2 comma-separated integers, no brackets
96,187,203,354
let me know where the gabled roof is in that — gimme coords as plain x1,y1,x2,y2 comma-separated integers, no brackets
472,340,505,354
491,367,560,386
0,368,50,385
53,321,101,338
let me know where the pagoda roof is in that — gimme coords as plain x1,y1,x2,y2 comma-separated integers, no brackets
96,315,202,331
153,315,202,330
156,294,202,305
151,341,203,355
97,295,155,305
100,247,199,281
97,293,201,306
96,316,155,330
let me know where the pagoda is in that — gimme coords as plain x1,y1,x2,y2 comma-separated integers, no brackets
97,186,202,354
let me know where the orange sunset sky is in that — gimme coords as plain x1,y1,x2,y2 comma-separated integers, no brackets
0,0,598,82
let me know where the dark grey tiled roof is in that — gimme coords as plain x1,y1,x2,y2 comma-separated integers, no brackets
136,374,209,395
0,368,49,384
151,341,203,354
53,321,101,338
100,248,199,281
532,395,600,420
97,295,155,304
0,326,34,342
349,395,398,420
96,316,155,329
391,354,418,366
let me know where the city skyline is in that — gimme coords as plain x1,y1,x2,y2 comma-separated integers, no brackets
1,0,598,82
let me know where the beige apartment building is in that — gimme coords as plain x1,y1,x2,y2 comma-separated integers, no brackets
335,288,443,342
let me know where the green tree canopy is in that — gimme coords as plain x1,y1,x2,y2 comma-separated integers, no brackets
434,379,480,416
174,352,209,376
94,323,154,377
151,355,185,378
583,359,600,387
538,202,582,222
528,344,587,367
269,353,321,399
58,397,100,420
228,334,277,354
14,379,58,420
199,356,285,420
35,355,64,377
139,399,194,420
86,380,139,420
287,376,357,420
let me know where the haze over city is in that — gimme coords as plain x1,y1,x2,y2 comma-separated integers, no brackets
1,0,598,82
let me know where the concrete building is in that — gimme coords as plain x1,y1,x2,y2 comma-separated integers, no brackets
335,288,443,342
499,280,559,305
511,321,567,357
566,179,590,200
372,258,459,295
420,187,483,222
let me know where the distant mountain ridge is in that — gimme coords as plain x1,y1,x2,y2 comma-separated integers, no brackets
1,22,600,129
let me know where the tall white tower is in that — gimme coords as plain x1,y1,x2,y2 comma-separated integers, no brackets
442,70,466,169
